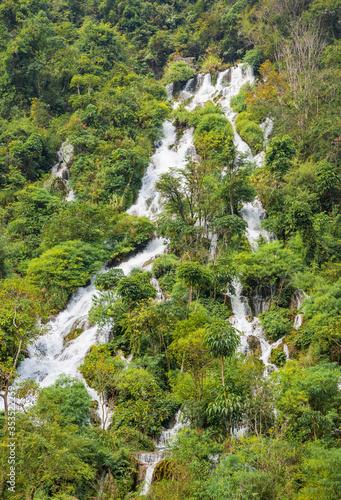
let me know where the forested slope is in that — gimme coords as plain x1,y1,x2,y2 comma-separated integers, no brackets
1,0,341,499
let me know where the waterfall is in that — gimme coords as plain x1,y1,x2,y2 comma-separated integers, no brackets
17,111,195,421
50,141,75,201
17,63,277,455
136,410,189,495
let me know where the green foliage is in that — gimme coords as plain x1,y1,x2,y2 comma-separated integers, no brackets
230,83,252,113
235,241,302,305
265,135,296,179
27,240,108,309
35,375,91,427
152,254,179,279
94,269,125,291
114,367,170,437
260,306,293,341
2,0,341,496
116,271,157,310
243,48,264,72
270,346,287,367
235,113,264,154
163,62,195,85
275,360,341,443
194,113,234,138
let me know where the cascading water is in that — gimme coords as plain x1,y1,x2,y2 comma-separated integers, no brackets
136,410,189,495
50,141,76,201
18,121,195,418
17,63,280,492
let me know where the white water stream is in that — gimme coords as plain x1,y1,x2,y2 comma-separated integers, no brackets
50,141,76,201
137,410,189,495
16,64,286,493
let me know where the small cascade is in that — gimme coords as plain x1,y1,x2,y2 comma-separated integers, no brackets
260,117,274,143
150,276,164,302
166,82,174,100
252,288,271,316
290,289,305,310
51,141,73,179
128,123,195,219
228,282,279,372
179,77,196,101
50,141,75,201
195,73,206,91
239,199,271,249
283,344,290,361
188,73,215,109
294,314,303,329
136,410,189,495
209,233,218,261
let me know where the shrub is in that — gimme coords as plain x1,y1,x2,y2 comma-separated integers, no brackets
195,113,233,137
163,62,195,85
201,54,223,74
236,117,263,154
243,48,264,72
260,306,293,341
230,83,252,113
27,240,108,310
270,347,287,367
152,254,179,279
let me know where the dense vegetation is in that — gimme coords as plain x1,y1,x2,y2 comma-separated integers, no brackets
1,0,341,498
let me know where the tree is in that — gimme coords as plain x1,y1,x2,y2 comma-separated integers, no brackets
265,135,296,180
234,241,302,305
316,161,341,210
275,360,341,443
177,261,212,311
170,328,212,402
116,271,157,312
204,320,240,389
4,417,95,499
79,345,123,430
115,368,168,437
35,375,91,428
0,278,44,426
27,240,109,310
118,299,172,369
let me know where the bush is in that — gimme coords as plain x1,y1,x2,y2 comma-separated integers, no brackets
27,240,108,309
243,48,264,72
201,54,223,74
152,254,179,278
230,83,252,113
163,62,195,85
236,116,263,154
94,268,125,291
260,306,293,341
109,214,155,260
195,113,233,137
270,346,287,367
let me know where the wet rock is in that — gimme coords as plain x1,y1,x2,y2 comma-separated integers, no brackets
247,335,261,353
69,318,87,332
142,255,159,268
289,290,305,310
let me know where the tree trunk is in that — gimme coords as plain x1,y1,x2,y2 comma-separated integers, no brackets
221,355,225,391
188,286,192,308
194,287,200,313
229,186,234,215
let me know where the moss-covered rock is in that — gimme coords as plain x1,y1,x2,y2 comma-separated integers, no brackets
64,327,83,344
